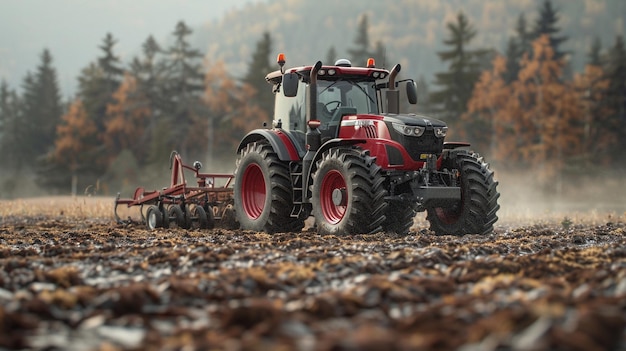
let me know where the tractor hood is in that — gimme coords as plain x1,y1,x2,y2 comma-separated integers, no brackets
382,113,448,128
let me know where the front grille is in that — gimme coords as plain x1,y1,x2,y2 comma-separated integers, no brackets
389,128,443,161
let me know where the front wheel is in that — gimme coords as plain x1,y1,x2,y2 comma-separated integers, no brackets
311,147,387,235
426,150,500,235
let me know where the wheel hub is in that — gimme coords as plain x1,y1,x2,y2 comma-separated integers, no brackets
332,188,345,206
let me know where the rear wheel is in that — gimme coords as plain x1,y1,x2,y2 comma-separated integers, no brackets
311,147,387,235
234,142,306,233
426,150,500,235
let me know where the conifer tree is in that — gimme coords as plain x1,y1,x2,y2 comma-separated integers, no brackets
16,49,63,168
0,81,24,171
531,0,568,60
325,46,337,66
587,37,602,66
348,14,372,66
162,21,207,159
243,31,273,122
430,12,488,123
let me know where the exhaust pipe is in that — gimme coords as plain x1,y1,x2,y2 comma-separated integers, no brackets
307,61,323,124
387,64,401,114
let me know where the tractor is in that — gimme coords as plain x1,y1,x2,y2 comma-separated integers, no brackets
233,54,500,235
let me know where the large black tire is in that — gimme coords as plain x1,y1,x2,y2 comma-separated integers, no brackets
383,201,418,235
234,142,306,233
311,147,387,235
426,150,500,235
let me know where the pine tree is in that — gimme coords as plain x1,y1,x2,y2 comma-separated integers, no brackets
373,41,387,68
162,21,207,160
243,31,274,122
325,46,337,66
587,36,602,66
504,37,522,84
348,14,372,66
516,13,532,55
430,12,489,123
130,35,168,165
15,49,63,171
531,0,568,60
80,33,124,132
0,81,24,171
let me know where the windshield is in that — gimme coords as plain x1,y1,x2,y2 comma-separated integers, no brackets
317,80,378,115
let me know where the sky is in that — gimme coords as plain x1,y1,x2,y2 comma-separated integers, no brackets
0,0,261,97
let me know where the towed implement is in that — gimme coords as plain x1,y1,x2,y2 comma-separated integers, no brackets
114,151,236,230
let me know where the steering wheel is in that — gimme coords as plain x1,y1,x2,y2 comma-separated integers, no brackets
324,100,342,114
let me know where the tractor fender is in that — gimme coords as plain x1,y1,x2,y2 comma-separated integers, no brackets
237,129,301,161
310,138,366,173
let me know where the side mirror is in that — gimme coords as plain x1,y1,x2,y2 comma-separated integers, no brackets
282,72,299,97
406,81,418,105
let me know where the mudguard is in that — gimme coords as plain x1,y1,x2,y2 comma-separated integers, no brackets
237,129,302,161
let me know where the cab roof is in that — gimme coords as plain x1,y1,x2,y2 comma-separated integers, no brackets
265,64,391,85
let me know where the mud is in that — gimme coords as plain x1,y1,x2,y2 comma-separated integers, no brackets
0,217,625,350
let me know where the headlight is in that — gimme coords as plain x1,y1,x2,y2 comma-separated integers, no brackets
393,122,425,137
434,127,448,138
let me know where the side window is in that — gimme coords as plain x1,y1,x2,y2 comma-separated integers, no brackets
274,80,306,132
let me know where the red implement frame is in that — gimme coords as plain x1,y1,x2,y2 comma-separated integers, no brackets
114,151,235,229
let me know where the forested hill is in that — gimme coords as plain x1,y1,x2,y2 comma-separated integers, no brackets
192,0,625,81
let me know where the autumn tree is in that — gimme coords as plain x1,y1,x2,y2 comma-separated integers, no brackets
46,99,98,193
430,12,489,124
103,73,151,164
205,60,266,167
243,31,274,122
463,55,511,157
604,35,626,165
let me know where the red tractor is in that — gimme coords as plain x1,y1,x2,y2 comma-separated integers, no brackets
234,54,499,235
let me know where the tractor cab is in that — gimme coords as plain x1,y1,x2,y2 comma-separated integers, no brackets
267,56,417,146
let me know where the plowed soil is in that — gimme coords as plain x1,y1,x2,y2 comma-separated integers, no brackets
1,198,625,350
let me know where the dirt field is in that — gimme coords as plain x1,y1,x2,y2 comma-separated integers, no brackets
1,197,625,350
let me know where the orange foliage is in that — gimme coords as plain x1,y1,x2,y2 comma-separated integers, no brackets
54,99,97,171
204,60,268,155
464,35,611,182
103,73,151,162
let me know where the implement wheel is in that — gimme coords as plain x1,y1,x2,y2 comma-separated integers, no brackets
146,205,164,230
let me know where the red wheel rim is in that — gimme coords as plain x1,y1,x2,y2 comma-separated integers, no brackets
241,163,265,219
320,170,347,224
435,207,461,224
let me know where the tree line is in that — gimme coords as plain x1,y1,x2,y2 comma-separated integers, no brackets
0,0,624,198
